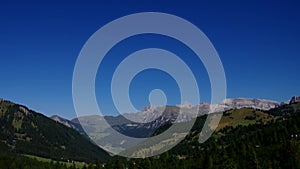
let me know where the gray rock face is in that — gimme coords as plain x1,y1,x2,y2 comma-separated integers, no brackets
290,96,300,104
219,98,280,111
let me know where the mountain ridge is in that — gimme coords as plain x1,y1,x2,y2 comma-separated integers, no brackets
51,97,284,153
58,97,281,122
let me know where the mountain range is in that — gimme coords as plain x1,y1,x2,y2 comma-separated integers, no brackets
51,97,282,153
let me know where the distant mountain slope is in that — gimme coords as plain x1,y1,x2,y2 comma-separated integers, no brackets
0,99,109,163
50,115,86,135
269,101,300,116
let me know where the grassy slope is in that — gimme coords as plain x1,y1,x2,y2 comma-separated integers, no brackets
24,154,87,169
216,108,275,131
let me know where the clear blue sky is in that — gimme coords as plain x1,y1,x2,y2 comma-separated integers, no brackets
0,0,299,119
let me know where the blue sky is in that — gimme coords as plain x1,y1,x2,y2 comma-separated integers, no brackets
0,1,299,119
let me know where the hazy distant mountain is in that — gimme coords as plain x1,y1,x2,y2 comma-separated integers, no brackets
50,115,86,135
0,99,109,163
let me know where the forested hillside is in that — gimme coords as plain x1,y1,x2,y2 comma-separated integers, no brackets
0,100,109,163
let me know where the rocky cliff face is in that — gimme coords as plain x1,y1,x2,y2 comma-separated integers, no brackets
290,96,300,104
218,98,280,111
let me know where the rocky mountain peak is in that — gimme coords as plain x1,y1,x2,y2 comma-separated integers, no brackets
290,96,300,104
141,104,156,112
176,101,193,108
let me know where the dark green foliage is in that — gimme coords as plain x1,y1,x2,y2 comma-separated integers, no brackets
244,115,256,120
0,152,73,169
